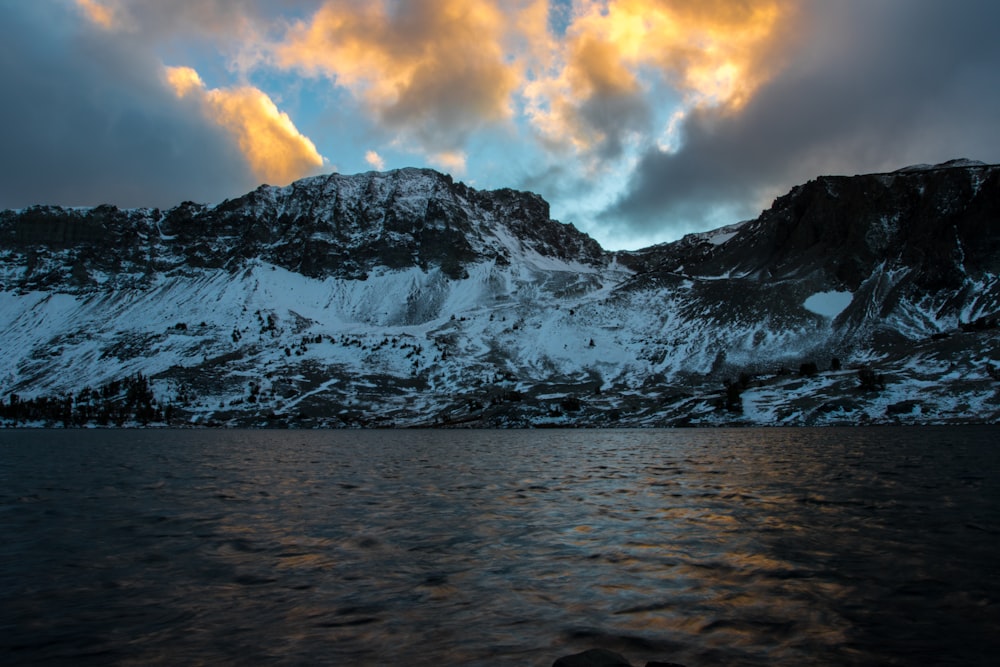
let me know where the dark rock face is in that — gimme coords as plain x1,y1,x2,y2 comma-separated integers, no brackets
553,648,635,667
726,163,1000,290
5,162,994,295
0,168,606,288
618,161,1000,348
552,648,688,667
622,162,1000,290
0,204,161,289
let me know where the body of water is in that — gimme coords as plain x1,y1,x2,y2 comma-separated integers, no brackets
1,427,999,666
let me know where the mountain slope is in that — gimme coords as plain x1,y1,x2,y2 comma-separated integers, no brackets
1,162,998,426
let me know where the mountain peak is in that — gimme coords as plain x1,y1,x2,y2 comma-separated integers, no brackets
211,166,604,279
893,158,988,173
1,166,606,288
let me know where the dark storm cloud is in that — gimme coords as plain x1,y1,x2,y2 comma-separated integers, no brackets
577,88,652,160
0,4,254,209
605,0,1000,234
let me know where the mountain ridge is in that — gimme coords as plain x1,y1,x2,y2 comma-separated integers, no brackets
2,167,605,289
1,160,998,427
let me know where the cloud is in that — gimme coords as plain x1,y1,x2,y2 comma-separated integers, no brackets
525,0,792,161
428,150,468,175
75,0,121,30
603,0,1000,237
0,3,256,209
165,66,325,186
72,0,292,75
74,0,269,39
365,150,386,171
273,0,524,156
64,0,801,220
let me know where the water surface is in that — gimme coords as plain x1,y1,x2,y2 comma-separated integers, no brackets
2,427,998,666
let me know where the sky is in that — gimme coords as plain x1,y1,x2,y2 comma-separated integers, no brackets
1,1,999,250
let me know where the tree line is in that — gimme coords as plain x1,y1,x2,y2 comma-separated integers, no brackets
1,373,167,426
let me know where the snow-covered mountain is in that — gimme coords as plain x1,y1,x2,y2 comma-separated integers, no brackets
1,162,998,426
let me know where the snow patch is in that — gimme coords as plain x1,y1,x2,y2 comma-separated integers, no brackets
895,158,986,173
708,231,738,246
804,291,853,318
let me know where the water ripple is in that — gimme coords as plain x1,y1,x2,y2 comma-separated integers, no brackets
1,427,999,666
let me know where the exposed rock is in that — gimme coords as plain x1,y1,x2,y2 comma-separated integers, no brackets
553,648,633,667
0,168,605,288
552,649,688,667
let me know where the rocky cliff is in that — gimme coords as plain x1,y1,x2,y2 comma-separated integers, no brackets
0,168,603,288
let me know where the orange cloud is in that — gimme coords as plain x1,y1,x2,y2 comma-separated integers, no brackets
79,0,796,177
272,0,527,153
75,0,123,30
365,150,386,170
527,0,793,155
165,66,325,185
165,66,205,98
578,0,788,106
428,150,467,175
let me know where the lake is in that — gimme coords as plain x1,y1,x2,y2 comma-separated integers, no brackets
1,427,998,666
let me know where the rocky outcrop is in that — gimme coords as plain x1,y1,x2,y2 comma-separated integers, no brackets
622,161,1000,287
725,160,1000,289
0,168,606,288
618,160,1000,348
553,648,687,667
